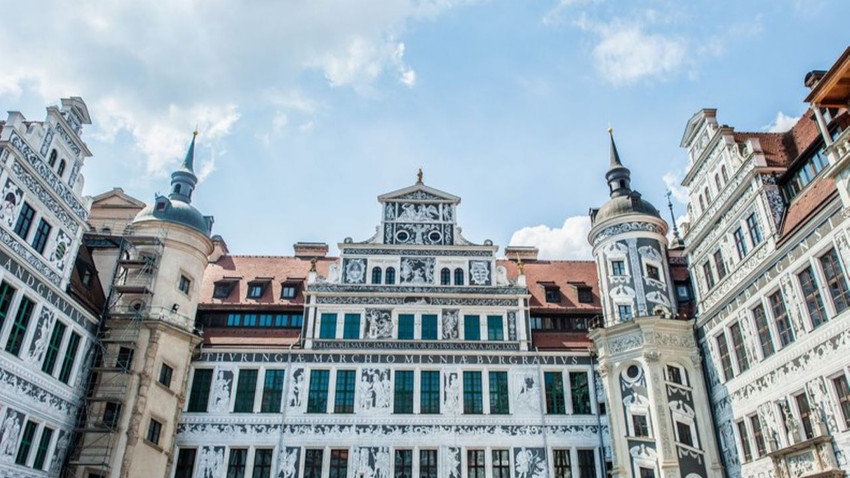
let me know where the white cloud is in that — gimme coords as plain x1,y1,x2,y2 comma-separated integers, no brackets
763,111,800,133
509,216,592,260
591,23,687,85
662,170,689,205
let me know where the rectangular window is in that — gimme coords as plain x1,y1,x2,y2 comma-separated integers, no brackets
175,448,197,478
733,228,748,259
329,449,348,478
676,421,693,447
751,305,775,359
611,260,626,275
729,322,749,372
489,371,509,414
571,371,592,414
545,287,561,303
737,421,752,462
253,449,273,478
343,313,360,339
799,266,828,327
398,314,414,340
227,448,247,478
60,331,80,381
15,420,37,465
633,414,649,436
751,415,766,456
14,202,35,239
32,426,53,470
159,363,174,388
419,449,438,478
646,264,660,281
716,333,733,381
41,321,67,375
280,284,297,299
394,370,414,414
420,371,440,414
835,375,850,428
247,283,264,298
307,370,330,413
0,281,16,331
146,418,162,445
463,371,483,414
421,314,438,340
553,449,571,478
747,213,762,246
319,313,337,339
31,219,51,254
796,393,815,440
666,365,683,385
467,450,485,478
187,369,213,412
703,261,715,289
617,304,633,321
544,371,566,414
117,346,134,371
578,287,593,303
304,449,323,478
394,449,412,478
260,369,285,413
639,468,656,478
821,248,850,314
492,449,510,478
769,291,795,346
714,250,727,280
212,282,232,299
178,275,191,294
103,402,122,429
334,370,356,413
577,450,596,478
233,369,258,412
464,315,480,340
486,315,504,340
5,296,34,356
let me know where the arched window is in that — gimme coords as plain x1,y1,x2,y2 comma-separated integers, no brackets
454,268,464,286
48,149,57,167
385,267,395,285
619,180,626,188
703,186,711,202
714,173,722,191
441,268,451,285
372,267,382,285
721,165,729,182
698,195,705,211
174,184,181,195
57,160,66,177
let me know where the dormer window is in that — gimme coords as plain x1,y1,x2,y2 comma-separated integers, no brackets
247,282,266,299
577,286,593,304
213,281,236,299
544,286,560,303
155,198,168,211
280,283,299,299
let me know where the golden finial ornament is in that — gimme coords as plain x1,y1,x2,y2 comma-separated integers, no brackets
516,256,524,275
193,124,199,137
310,257,317,272
417,168,423,184
607,126,613,134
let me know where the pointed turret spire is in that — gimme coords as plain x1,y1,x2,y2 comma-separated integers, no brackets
181,129,198,173
605,127,632,198
169,131,200,204
667,190,684,248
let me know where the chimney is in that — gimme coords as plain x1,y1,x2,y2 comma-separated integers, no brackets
294,242,329,259
804,70,827,90
504,246,539,262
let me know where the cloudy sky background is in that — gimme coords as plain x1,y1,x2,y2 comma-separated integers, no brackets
1,0,847,259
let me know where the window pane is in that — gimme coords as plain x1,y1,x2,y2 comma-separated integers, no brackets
463,371,483,414
394,371,414,414
466,450,485,478
751,416,766,456
571,372,592,414
729,322,749,372
752,305,775,358
343,313,360,339
799,266,828,327
334,370,356,413
553,449,571,478
320,313,337,339
489,371,509,414
419,450,438,478
716,333,734,381
492,449,510,478
486,316,504,340
233,369,258,412
175,449,197,478
834,375,850,428
227,448,247,478
398,314,415,340
820,249,850,314
304,450,323,478
0,281,17,331
260,370,285,413
58,332,81,384
5,296,34,356
420,371,440,414
394,449,412,478
464,315,480,340
769,291,795,346
544,371,566,414
253,449,273,478
421,315,438,340
329,449,348,478
737,421,752,462
32,427,53,470
42,321,67,375
187,369,213,412
307,370,330,413
15,420,37,465
577,450,596,478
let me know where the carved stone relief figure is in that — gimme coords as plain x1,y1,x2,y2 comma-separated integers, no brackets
513,371,540,413
807,376,838,433
198,446,225,478
288,368,305,408
365,309,394,339
49,430,69,475
277,447,300,478
444,371,460,414
210,369,233,413
514,447,547,478
442,446,461,478
494,265,508,286
353,447,391,478
442,309,459,340
360,368,391,411
0,408,23,461
399,257,435,284
26,308,55,366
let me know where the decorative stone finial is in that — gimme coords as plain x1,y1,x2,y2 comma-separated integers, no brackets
417,168,423,184
310,257,317,272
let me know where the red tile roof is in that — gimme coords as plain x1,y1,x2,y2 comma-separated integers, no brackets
497,259,601,314
779,177,838,242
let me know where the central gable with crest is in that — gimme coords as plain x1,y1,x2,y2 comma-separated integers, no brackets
378,183,460,246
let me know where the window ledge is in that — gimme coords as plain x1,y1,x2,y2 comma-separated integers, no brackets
143,438,164,453
154,380,176,397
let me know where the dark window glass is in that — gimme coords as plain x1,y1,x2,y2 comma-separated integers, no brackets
737,421,752,462
280,284,297,299
394,449,412,478
246,283,263,298
577,450,596,478
747,213,762,246
467,450,485,478
633,414,649,436
175,449,197,478
253,449,273,478
398,314,414,340
799,266,828,327
454,268,464,285
117,346,134,371
385,267,396,285
463,371,483,414
553,449,571,478
394,371,414,414
343,313,360,339
611,260,626,276
714,250,727,280
329,449,348,478
159,363,173,388
227,448,247,478
42,321,67,375
769,291,795,346
58,331,80,383
14,202,35,239
319,313,337,339
544,371,566,414
702,261,715,290
48,149,57,167
545,287,560,303
421,314,438,340
489,371,509,414
420,371,440,414
440,268,450,285
676,421,693,447
32,426,53,470
304,449,323,478
751,416,766,456
486,315,503,340
666,365,683,385
260,369,285,413
372,266,382,284
233,369,257,412
31,219,51,254
733,228,748,259
820,248,850,314
146,418,162,445
103,402,121,429
834,375,850,428
187,369,213,412
178,275,191,294
640,468,656,478
5,296,34,356
752,305,775,358
419,449,438,478
676,283,690,301
0,281,16,331
796,394,815,440
578,287,593,303
15,420,37,465
307,370,329,413
618,305,633,321
57,160,66,177
571,371,592,414
716,333,733,381
730,322,749,372
212,283,231,299
334,370,356,413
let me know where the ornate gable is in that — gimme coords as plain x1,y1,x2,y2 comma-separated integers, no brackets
378,182,459,246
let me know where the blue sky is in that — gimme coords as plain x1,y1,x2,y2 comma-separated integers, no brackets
1,0,848,258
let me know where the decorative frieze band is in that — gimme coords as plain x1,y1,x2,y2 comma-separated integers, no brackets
315,296,518,307
312,340,521,352
309,284,526,296
195,351,591,366
11,160,79,233
343,248,492,257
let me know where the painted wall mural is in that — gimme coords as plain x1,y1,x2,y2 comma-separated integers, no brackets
399,257,435,284
48,228,72,270
210,369,233,413
0,407,23,462
0,178,23,229
277,447,299,478
513,447,547,478
343,258,367,284
359,368,391,412
364,309,394,339
469,260,491,286
442,309,459,340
